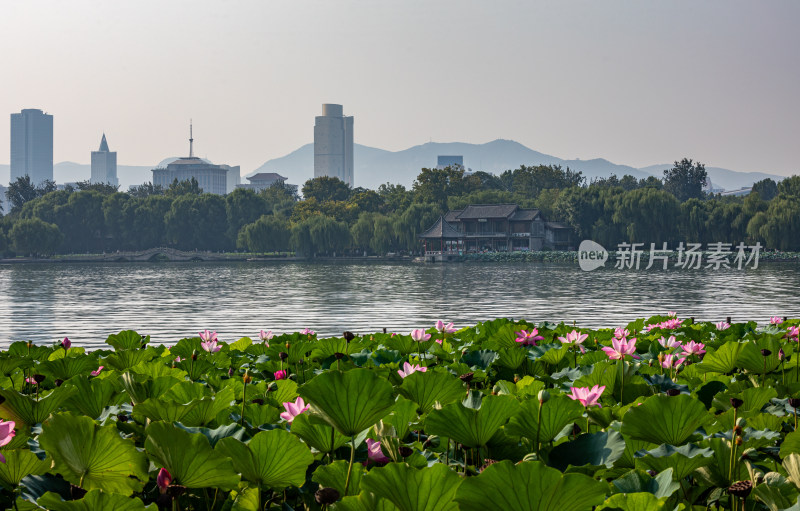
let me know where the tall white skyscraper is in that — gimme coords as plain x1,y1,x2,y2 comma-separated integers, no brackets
314,104,354,187
90,134,118,186
10,109,53,185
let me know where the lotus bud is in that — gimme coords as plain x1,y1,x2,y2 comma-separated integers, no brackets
26,341,32,349
243,371,252,384
736,417,747,428
157,468,172,494
61,337,71,350
33,374,45,384
267,381,278,392
733,425,743,436
538,390,550,404
278,352,288,361
657,353,664,364
735,436,743,446
790,398,800,409
227,368,234,377
728,480,752,498
460,372,474,384
513,374,520,383
480,459,498,472
780,348,786,362
191,350,198,361
761,349,772,357
285,342,290,350
383,328,387,334
666,389,680,397
54,379,63,387
315,487,340,505
730,397,744,409
343,331,355,342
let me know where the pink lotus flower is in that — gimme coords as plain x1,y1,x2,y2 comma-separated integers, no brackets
174,356,182,363
411,329,431,342
668,311,677,317
770,316,783,325
157,468,171,494
274,370,287,380
568,385,605,408
280,397,309,422
614,328,630,339
659,318,683,330
716,321,731,331
661,354,686,369
515,329,543,346
366,438,390,463
435,320,457,334
658,336,682,349
199,330,218,342
301,328,316,336
558,330,588,353
90,366,104,377
25,377,38,385
681,341,706,357
397,362,427,378
0,420,15,463
61,337,71,349
259,330,274,342
201,339,221,353
602,337,640,360
788,326,799,340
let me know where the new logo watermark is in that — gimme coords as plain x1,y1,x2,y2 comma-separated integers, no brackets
578,241,762,272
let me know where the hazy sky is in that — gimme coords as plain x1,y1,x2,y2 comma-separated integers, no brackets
2,0,798,175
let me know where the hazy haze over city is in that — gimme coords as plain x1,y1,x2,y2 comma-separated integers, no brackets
1,0,798,176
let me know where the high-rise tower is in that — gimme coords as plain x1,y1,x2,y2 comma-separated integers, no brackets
10,109,53,185
313,104,354,187
90,134,118,186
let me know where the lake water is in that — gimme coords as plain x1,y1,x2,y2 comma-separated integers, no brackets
0,260,798,348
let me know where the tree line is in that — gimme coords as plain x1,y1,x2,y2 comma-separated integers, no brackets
2,158,799,257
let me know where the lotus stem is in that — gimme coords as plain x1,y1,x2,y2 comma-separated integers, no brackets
728,408,737,482
619,360,625,404
535,400,543,457
329,427,336,463
240,380,247,428
344,436,356,496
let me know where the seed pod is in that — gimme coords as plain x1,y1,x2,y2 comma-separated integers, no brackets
666,389,681,397
733,425,743,436
278,352,288,361
33,374,46,384
343,331,355,342
789,398,800,409
460,372,475,384
730,398,744,409
334,352,345,360
761,349,772,357
398,446,413,457
251,398,264,405
728,480,752,498
315,487,341,505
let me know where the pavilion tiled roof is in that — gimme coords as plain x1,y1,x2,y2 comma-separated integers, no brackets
247,172,287,182
456,204,519,220
418,216,462,239
510,209,541,221
444,210,463,223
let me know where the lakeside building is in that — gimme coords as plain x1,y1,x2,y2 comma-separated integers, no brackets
419,204,573,255
314,104,354,187
90,134,118,186
10,109,53,186
151,124,240,195
236,172,298,194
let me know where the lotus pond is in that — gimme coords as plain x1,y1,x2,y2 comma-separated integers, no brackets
1,317,800,510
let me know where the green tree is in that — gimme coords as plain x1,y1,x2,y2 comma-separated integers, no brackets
301,176,351,202
751,178,778,201
394,203,441,252
166,177,203,197
75,181,119,194
226,188,269,243
9,218,63,256
238,214,290,253
5,176,56,213
412,167,465,210
777,176,800,198
128,182,165,198
103,192,131,251
663,158,707,202
377,183,412,213
165,194,230,250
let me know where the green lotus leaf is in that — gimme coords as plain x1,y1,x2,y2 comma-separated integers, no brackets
697,341,746,374
539,345,569,366
312,460,366,497
106,330,149,351
39,412,148,495
454,460,607,511
634,444,714,480
549,430,626,471
751,472,798,511
182,388,236,426
620,394,709,445
461,350,498,370
0,386,78,428
230,482,261,511
737,339,780,373
298,368,395,437
784,454,800,491
781,431,800,458
144,421,240,490
383,396,418,440
0,449,51,489
271,379,299,405
39,356,98,381
693,438,749,487
242,403,281,428
36,489,155,510
105,349,157,371
217,429,313,489
425,395,520,448
173,422,246,447
573,361,617,394
229,337,253,351
133,398,200,424
398,369,465,415
496,348,528,369
119,372,179,405
332,491,400,511
596,492,676,511
289,412,349,453
65,376,120,420
361,463,461,511
611,469,679,499
505,394,584,444
384,335,420,355
0,356,30,376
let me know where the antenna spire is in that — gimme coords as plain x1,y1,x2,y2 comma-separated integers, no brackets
189,120,194,158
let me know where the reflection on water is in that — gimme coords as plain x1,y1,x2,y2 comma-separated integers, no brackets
0,260,798,347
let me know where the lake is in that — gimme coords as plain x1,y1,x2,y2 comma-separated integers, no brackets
1,260,798,348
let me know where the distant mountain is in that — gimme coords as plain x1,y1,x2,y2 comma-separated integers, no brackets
252,139,780,191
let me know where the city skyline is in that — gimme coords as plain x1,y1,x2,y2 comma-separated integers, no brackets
1,1,798,177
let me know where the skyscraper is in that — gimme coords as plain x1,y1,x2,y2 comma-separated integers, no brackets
10,109,53,185
314,104,354,187
90,134,118,186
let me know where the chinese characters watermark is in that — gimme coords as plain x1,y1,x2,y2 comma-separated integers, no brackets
578,240,761,272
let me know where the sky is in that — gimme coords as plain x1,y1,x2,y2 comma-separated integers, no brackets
1,0,798,176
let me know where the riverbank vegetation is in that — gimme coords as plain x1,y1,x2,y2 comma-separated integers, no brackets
1,315,800,509
2,159,800,258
